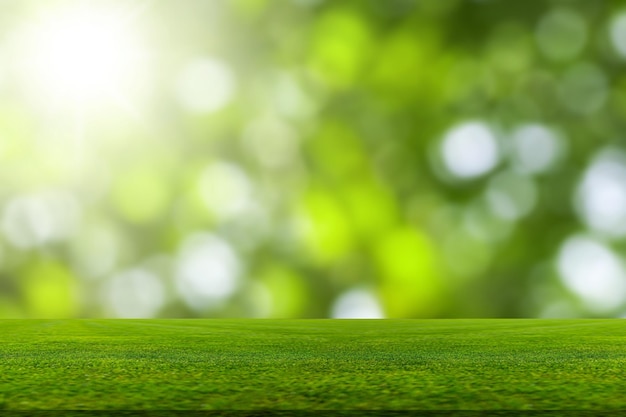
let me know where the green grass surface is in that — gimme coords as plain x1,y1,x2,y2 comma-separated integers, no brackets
1,319,625,411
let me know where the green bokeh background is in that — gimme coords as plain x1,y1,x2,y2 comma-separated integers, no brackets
0,0,622,318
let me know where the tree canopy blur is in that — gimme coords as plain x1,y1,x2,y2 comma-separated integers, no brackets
0,0,623,318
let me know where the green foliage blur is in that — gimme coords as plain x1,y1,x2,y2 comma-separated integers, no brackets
0,0,623,318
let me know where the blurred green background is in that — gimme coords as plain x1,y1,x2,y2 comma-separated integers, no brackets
0,0,623,318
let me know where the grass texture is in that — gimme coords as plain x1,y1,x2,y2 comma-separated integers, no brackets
1,319,625,411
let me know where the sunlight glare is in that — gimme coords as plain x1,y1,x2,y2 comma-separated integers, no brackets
19,5,146,105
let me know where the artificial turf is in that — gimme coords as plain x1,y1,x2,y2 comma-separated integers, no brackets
0,319,625,411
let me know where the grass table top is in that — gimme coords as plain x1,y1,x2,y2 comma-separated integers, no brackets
0,319,625,411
